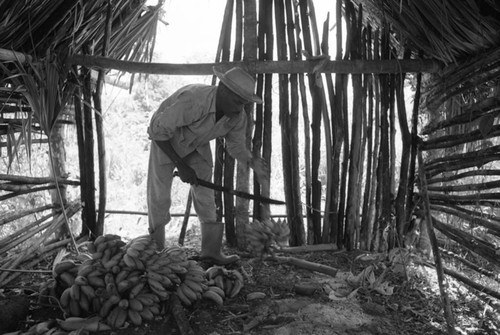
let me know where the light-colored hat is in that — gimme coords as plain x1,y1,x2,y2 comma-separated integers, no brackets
213,67,262,104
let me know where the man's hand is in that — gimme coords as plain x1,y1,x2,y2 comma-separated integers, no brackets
176,161,199,186
250,155,270,190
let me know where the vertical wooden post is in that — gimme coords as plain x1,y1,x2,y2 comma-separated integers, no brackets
360,25,375,250
299,0,321,245
332,0,346,247
81,62,96,237
91,0,113,237
417,150,457,334
345,1,364,249
235,0,257,248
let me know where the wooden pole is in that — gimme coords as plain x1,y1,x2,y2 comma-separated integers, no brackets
360,25,374,250
91,0,112,237
81,44,97,238
345,1,363,249
66,54,442,75
299,0,321,245
285,0,305,246
417,150,457,334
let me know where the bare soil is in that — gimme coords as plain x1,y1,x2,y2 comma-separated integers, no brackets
2,231,499,335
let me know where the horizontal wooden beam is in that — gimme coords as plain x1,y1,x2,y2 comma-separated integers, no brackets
68,54,442,75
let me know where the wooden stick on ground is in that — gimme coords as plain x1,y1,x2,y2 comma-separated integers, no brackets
169,295,195,335
265,255,338,277
0,204,55,226
279,243,339,254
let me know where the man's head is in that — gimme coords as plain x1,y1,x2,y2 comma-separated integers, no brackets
214,67,262,104
214,67,262,119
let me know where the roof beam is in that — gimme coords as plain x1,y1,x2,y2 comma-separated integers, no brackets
68,54,442,74
0,47,442,74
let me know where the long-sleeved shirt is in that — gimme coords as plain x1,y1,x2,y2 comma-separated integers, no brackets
147,84,253,166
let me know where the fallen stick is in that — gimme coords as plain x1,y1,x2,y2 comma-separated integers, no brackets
279,244,339,253
0,204,55,226
265,255,338,277
169,295,195,335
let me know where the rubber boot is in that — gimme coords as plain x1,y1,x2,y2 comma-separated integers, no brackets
150,224,165,251
200,221,239,265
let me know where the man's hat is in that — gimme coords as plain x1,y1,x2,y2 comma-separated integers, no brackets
213,67,263,104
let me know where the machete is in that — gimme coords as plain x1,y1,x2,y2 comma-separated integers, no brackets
173,171,285,205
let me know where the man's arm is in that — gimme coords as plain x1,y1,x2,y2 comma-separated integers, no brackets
154,140,198,185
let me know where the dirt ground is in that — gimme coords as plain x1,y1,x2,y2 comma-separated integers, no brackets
2,231,500,335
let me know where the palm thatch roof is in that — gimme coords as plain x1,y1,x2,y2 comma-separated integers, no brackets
0,0,163,158
0,0,161,62
353,0,500,65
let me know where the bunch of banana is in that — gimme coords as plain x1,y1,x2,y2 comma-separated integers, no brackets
53,235,207,327
145,245,189,291
204,266,244,304
88,234,126,261
122,235,156,271
245,218,290,257
52,258,79,290
174,260,207,306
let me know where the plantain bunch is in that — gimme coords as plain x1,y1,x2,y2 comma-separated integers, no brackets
52,234,163,329
200,266,245,306
173,259,207,306
245,218,290,257
51,234,225,328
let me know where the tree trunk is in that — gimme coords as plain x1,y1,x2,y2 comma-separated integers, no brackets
48,119,68,238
